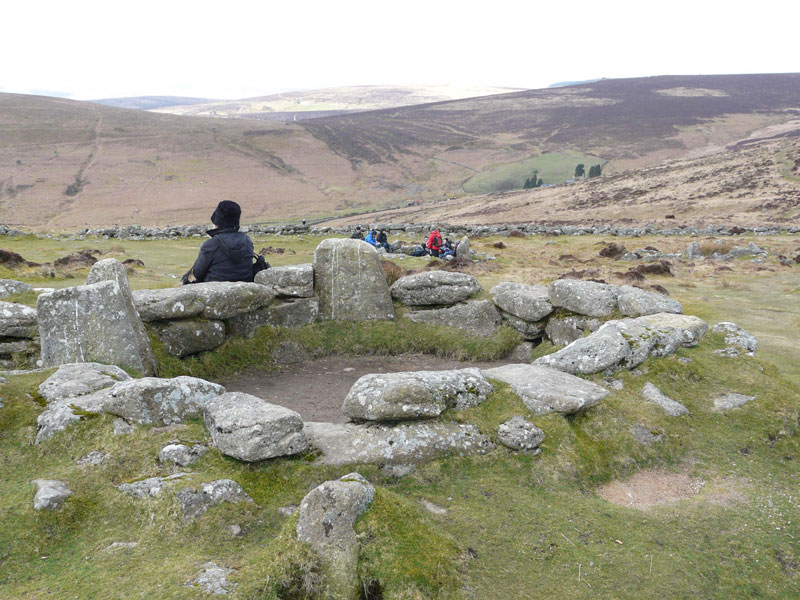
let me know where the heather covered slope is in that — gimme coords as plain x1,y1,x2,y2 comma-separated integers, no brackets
2,74,800,229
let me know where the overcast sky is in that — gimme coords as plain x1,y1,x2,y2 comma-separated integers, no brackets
2,0,798,100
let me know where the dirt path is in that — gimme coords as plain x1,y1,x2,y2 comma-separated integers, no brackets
220,353,511,423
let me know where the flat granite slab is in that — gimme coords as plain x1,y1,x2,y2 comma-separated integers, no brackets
303,421,493,466
482,363,609,415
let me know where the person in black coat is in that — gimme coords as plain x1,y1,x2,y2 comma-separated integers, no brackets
186,200,254,283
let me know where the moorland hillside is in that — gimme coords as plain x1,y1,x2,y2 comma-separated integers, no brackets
1,74,799,229
148,84,524,120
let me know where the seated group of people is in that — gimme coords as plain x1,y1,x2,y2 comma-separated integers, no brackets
350,226,392,252
184,204,464,287
423,229,458,258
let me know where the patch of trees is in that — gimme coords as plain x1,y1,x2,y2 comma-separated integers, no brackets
523,170,543,189
575,163,603,179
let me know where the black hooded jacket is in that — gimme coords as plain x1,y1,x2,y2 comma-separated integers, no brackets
191,227,254,282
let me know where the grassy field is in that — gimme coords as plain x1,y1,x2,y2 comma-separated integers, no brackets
1,232,799,598
462,151,607,194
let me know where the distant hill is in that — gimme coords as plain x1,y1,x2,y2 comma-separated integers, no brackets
91,96,217,110
548,78,602,88
150,84,525,120
1,74,799,229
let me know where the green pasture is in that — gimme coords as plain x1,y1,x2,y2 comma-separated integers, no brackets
462,150,607,194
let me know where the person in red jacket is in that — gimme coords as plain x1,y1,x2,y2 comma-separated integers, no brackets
426,229,443,257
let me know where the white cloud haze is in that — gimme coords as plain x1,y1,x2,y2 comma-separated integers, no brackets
2,0,798,100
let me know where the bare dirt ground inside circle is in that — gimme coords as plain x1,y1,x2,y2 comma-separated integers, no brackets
597,469,747,508
220,354,512,423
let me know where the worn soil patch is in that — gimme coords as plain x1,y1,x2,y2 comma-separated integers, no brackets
220,354,510,423
597,470,706,507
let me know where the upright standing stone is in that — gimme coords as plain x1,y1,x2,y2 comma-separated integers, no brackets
38,280,153,374
296,473,375,598
86,259,156,375
313,238,394,321
455,236,471,259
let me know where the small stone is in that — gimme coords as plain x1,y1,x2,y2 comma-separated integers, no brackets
158,443,208,467
641,382,689,416
187,562,235,595
116,473,190,498
631,424,663,445
713,393,755,411
278,505,298,517
176,479,254,521
603,378,624,391
497,416,545,452
104,541,138,552
508,342,534,363
226,524,243,537
380,464,416,478
77,450,108,466
420,499,449,515
113,418,135,435
204,392,307,462
677,357,693,365
32,479,72,510
712,322,758,354
714,347,740,357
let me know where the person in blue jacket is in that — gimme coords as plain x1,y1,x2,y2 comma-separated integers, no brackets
185,200,254,283
364,229,378,247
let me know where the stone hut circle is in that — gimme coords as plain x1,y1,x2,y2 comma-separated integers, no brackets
2,234,767,596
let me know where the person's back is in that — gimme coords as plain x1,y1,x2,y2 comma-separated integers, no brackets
189,200,254,283
426,230,442,256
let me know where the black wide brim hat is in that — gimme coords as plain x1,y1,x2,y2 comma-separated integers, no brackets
211,200,241,228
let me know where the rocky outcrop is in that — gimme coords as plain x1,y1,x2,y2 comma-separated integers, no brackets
313,238,394,321
255,264,314,298
79,376,226,425
304,421,493,466
133,282,275,322
341,368,493,421
0,301,38,338
616,285,682,317
549,279,619,317
544,314,602,346
405,300,501,337
490,282,553,322
535,322,631,374
536,313,708,375
204,392,308,461
483,363,609,415
38,280,153,374
86,259,157,375
391,271,481,306
0,279,33,298
148,319,226,357
296,473,375,599
38,362,130,404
